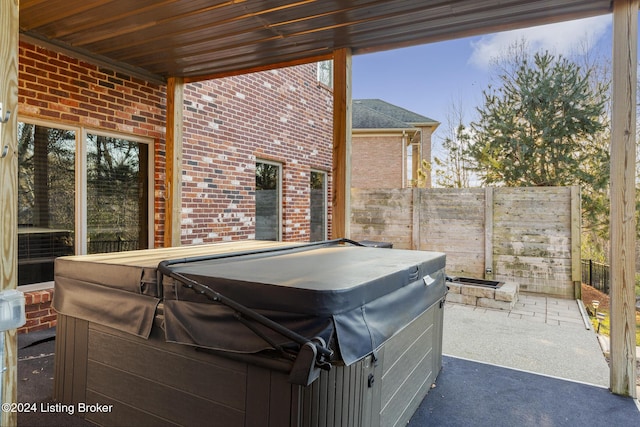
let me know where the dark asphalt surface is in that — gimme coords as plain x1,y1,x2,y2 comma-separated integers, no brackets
17,328,95,427
15,329,640,427
408,355,640,427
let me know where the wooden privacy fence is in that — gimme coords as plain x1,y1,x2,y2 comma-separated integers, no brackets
350,186,581,299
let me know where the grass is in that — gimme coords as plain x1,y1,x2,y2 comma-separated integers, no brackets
589,311,640,347
582,281,640,346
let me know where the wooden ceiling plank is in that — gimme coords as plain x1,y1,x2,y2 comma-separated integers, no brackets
19,0,112,30
63,0,237,47
126,0,475,71
18,0,50,11
18,0,615,83
67,0,418,62
132,25,344,72
72,0,315,53
108,22,275,63
113,0,541,68
98,0,613,78
112,0,445,66
44,0,179,39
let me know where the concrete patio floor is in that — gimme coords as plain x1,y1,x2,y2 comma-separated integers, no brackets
442,294,610,386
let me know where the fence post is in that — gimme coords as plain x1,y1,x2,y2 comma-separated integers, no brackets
571,186,581,299
484,187,494,280
412,188,420,250
589,259,593,288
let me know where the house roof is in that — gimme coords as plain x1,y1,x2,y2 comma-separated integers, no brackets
352,99,439,130
18,1,613,82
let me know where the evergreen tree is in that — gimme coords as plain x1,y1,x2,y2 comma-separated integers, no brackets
467,51,609,228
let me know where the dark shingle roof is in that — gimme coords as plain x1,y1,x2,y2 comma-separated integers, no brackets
352,99,438,129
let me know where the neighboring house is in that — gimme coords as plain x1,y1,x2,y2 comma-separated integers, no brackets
351,99,439,188
16,41,334,333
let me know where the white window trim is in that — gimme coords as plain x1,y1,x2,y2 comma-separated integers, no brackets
77,127,88,254
83,129,155,253
316,60,333,89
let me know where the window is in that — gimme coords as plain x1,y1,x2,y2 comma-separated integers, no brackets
310,170,327,241
255,161,282,241
86,133,149,254
17,120,153,285
317,60,333,88
18,123,76,285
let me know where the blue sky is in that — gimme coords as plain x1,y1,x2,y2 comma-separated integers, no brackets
352,14,618,155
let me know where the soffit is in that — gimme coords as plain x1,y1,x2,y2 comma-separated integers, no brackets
19,0,612,82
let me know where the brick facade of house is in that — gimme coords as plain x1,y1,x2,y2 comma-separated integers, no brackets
181,68,333,244
352,133,406,188
16,41,334,333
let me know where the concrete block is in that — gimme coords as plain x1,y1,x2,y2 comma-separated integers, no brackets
461,285,495,299
495,281,519,302
446,282,462,294
464,294,479,305
446,293,478,306
477,298,515,311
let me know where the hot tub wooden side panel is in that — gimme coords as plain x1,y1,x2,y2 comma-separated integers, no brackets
54,314,303,427
54,299,444,427
54,314,89,405
299,356,375,427
378,300,444,427
295,299,445,427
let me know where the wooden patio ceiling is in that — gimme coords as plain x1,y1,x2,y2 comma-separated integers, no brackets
20,0,613,83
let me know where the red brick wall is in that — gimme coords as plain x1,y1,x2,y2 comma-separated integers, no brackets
181,66,334,243
352,134,405,188
16,42,334,332
18,289,55,334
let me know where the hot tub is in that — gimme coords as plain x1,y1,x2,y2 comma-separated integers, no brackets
53,239,446,427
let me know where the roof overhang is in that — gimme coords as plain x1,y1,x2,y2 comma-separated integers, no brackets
352,128,425,145
408,121,440,130
19,0,613,82
353,128,419,134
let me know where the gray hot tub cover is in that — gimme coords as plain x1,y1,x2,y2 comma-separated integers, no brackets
160,244,446,366
53,241,446,367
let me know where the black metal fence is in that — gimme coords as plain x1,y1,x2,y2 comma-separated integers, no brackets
88,239,139,254
581,259,610,294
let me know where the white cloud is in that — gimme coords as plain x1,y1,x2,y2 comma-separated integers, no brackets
468,15,611,70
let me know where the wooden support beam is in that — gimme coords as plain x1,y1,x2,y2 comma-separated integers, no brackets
183,52,334,83
609,0,638,398
331,48,352,239
164,76,184,247
0,1,19,425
